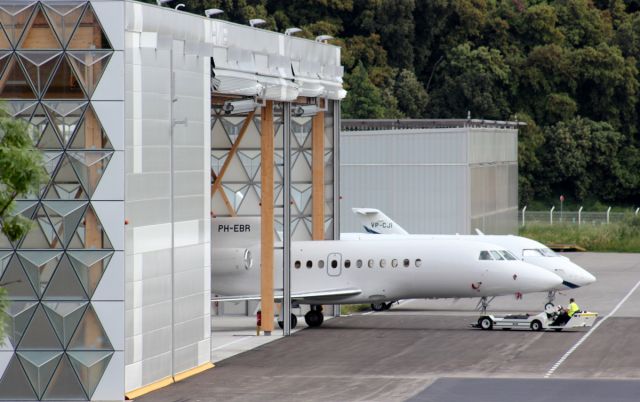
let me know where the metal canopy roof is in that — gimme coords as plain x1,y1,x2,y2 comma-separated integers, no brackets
126,0,346,101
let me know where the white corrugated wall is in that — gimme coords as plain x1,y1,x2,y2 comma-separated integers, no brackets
340,127,518,235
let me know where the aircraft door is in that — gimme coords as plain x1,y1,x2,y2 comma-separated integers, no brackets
327,253,342,277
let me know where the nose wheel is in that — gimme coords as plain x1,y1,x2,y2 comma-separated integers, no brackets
545,290,557,313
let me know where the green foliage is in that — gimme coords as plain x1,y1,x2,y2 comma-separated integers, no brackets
0,108,47,343
151,0,640,204
340,304,370,315
429,43,512,119
0,112,48,241
341,62,387,118
520,219,640,253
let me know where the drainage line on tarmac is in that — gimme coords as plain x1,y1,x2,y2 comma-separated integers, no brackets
544,278,640,378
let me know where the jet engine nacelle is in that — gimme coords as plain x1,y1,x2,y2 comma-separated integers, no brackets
212,247,255,275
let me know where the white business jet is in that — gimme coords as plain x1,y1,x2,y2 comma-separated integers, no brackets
212,218,562,328
347,208,596,310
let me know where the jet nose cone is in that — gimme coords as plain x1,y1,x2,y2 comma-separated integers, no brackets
566,260,596,287
540,269,563,290
581,271,597,286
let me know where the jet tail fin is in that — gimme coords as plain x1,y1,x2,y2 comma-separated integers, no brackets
352,208,409,235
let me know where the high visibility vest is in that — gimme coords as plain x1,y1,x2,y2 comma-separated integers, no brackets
568,302,580,317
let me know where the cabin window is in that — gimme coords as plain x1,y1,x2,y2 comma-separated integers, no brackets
403,259,410,267
331,260,338,268
479,251,492,260
490,251,504,260
498,250,517,261
294,260,301,269
318,260,324,268
368,259,374,268
344,259,351,268
356,259,363,268
379,259,386,268
306,260,313,268
415,259,422,267
391,259,398,268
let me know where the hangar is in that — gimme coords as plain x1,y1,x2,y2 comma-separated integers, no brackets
0,1,344,400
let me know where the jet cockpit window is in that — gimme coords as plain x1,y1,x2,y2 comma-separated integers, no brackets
522,249,544,257
306,260,313,268
540,248,557,257
489,251,504,260
479,251,492,260
498,250,517,260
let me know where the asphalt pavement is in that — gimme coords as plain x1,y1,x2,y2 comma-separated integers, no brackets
138,252,640,402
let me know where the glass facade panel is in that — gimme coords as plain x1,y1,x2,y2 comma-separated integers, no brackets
0,3,119,400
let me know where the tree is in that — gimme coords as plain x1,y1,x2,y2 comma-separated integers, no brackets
429,42,512,119
0,109,48,341
538,117,623,201
394,69,428,118
341,62,387,119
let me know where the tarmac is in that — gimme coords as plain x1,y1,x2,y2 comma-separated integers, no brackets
137,252,640,402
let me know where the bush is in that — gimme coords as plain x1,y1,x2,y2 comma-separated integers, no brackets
520,219,640,252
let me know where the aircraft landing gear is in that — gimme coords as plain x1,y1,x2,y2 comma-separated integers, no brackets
305,305,324,328
371,301,394,311
277,313,298,329
545,290,557,313
476,296,495,315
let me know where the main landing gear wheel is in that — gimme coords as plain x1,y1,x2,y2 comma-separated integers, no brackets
478,316,493,330
277,314,297,329
371,302,387,311
304,310,324,328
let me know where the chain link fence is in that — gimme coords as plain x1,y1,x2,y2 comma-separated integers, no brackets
519,207,640,226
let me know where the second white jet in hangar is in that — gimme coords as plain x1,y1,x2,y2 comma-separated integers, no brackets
347,208,596,310
212,218,563,328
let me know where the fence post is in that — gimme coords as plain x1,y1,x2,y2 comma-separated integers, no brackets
578,206,583,226
607,206,611,224
522,206,527,227
550,206,555,225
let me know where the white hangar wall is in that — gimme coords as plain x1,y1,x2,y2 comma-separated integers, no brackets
340,121,519,236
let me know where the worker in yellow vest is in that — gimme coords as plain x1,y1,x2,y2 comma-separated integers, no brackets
554,298,580,326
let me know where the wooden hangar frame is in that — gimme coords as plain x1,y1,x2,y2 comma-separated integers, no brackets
210,94,341,334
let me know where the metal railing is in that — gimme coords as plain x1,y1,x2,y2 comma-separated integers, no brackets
520,206,640,226
341,118,526,131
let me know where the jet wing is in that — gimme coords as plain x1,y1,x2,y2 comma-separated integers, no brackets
212,287,362,303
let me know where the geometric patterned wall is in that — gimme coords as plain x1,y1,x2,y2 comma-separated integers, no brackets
0,2,123,400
